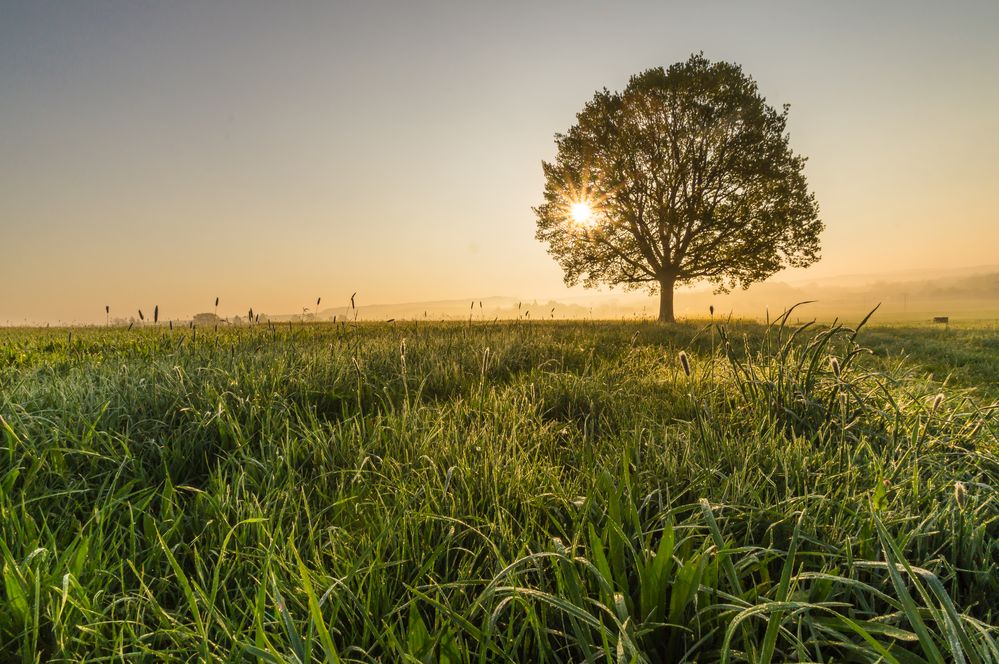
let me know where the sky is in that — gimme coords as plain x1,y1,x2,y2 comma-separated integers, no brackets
2,1,998,323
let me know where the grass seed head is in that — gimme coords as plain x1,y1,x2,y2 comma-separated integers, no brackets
954,481,967,509
830,357,841,378
932,393,945,412
679,351,691,377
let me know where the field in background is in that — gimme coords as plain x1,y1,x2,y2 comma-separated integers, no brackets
1,318,996,661
265,268,999,325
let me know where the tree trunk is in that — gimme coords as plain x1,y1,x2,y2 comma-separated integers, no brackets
658,277,676,323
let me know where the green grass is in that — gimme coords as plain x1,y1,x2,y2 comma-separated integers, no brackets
0,316,996,662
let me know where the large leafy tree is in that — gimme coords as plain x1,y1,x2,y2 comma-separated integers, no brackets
534,54,822,322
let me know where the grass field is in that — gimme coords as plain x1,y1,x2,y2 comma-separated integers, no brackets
1,316,996,662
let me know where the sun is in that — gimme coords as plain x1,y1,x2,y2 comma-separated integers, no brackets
570,201,593,226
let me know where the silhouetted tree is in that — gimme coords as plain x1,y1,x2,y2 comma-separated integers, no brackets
534,54,822,322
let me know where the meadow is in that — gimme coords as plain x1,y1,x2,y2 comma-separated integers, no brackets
0,315,996,662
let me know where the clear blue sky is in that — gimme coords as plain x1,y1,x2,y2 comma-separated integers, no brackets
2,1,997,322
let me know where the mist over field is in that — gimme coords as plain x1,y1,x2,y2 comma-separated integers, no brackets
260,266,999,324
13,266,993,328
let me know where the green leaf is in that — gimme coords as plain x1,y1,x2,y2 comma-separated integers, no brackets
3,563,28,623
293,545,341,664
760,512,803,664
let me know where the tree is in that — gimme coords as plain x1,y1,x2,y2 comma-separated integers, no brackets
534,54,822,322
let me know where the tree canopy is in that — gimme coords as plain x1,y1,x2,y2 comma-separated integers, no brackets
534,53,822,322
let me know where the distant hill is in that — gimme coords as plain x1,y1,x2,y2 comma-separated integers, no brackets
265,267,999,323
670,269,999,322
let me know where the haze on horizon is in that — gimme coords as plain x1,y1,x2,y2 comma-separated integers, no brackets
2,1,998,324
